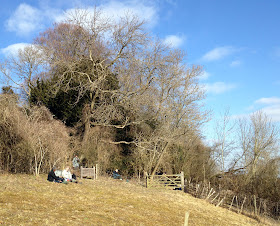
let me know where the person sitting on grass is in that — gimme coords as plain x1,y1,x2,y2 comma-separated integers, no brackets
47,166,64,183
113,169,122,180
62,166,77,183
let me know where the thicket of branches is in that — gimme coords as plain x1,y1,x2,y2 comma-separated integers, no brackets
210,110,280,218
0,9,211,178
0,91,71,175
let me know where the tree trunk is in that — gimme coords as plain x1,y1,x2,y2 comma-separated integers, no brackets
151,141,170,176
82,104,91,144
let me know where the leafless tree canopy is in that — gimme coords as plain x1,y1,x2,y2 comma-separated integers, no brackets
33,9,207,174
0,9,209,177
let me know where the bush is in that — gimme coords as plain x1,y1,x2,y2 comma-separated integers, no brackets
0,94,71,175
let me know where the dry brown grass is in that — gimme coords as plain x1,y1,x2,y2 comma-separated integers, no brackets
0,174,276,225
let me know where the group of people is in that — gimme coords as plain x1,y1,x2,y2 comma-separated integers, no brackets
47,155,80,183
47,155,124,183
47,166,77,183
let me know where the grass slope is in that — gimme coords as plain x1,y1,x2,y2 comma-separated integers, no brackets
0,174,274,225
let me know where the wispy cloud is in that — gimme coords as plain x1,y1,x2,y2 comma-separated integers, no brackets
5,3,43,36
255,97,280,105
242,97,280,122
163,34,185,48
1,43,31,56
5,3,62,36
5,1,159,37
54,1,159,28
230,60,242,67
255,97,280,122
201,46,237,62
261,105,280,122
198,71,211,81
101,1,158,27
203,82,236,94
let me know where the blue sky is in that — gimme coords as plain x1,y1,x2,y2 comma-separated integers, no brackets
1,0,280,142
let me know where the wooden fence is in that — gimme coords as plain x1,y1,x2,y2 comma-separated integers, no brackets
184,180,280,219
80,164,98,179
146,172,184,190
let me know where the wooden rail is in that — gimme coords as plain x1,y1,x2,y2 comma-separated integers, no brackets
146,172,184,190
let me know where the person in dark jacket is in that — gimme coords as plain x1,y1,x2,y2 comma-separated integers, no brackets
112,169,122,180
47,167,63,183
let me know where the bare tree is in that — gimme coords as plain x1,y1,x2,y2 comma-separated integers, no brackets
238,111,279,182
2,9,207,176
0,45,45,97
39,9,207,175
213,108,236,172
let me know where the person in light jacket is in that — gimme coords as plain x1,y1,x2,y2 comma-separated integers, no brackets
62,166,77,182
72,155,80,170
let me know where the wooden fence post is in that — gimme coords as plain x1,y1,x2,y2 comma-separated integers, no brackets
253,195,257,216
229,196,235,210
145,172,148,188
184,211,189,226
95,164,98,179
181,171,184,191
216,196,225,207
236,196,239,211
239,196,246,214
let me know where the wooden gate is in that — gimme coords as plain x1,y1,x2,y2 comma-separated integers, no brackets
146,172,184,190
80,164,98,179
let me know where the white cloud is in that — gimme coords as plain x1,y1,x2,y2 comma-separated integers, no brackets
234,106,280,122
54,1,158,28
230,60,242,67
198,71,211,81
5,3,43,36
1,43,31,56
255,97,280,105
261,105,280,122
6,1,158,36
201,46,236,62
163,34,185,48
203,82,236,94
101,1,158,27
254,97,280,122
241,97,280,122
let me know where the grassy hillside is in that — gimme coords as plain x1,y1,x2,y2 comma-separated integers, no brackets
0,174,275,225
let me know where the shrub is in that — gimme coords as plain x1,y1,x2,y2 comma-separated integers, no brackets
0,94,71,175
